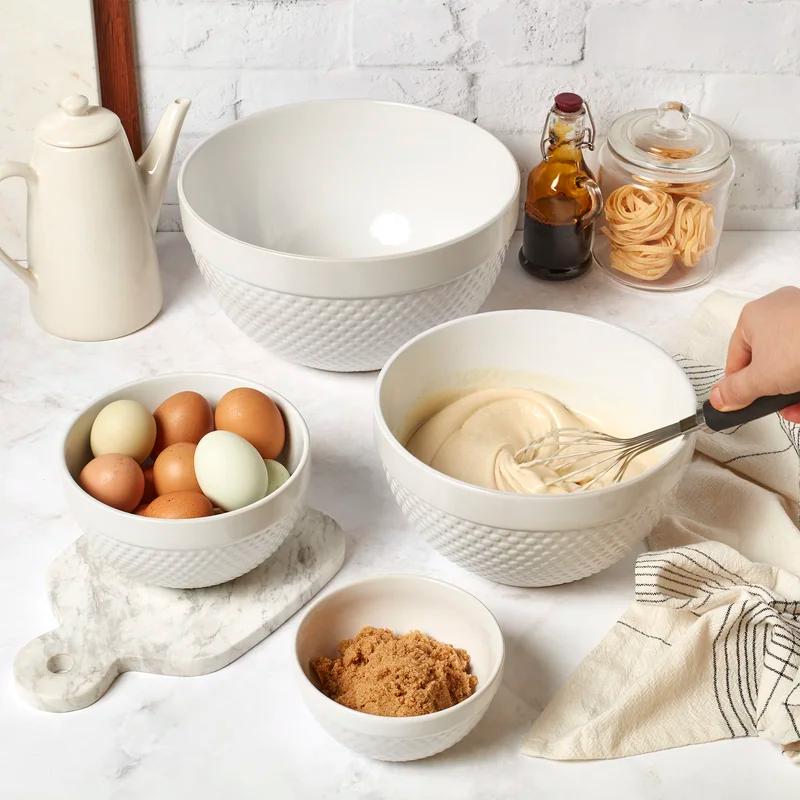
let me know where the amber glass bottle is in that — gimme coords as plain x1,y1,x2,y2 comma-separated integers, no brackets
519,93,602,281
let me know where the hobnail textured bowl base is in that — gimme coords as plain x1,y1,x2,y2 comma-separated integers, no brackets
194,245,507,372
90,504,301,589
388,474,673,587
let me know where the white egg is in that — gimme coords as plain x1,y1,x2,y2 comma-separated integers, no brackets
264,459,290,495
194,431,268,511
90,399,156,463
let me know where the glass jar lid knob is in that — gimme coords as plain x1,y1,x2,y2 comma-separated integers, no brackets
654,101,691,135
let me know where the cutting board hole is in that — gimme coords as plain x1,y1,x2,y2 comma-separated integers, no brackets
46,654,74,674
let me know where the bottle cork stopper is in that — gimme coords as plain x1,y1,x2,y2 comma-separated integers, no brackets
554,92,583,113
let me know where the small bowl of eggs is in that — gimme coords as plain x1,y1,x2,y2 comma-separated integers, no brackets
61,373,310,588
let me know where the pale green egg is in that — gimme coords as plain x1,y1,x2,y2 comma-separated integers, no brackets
264,459,290,495
194,430,268,511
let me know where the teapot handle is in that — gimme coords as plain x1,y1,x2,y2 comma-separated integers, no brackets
0,162,37,289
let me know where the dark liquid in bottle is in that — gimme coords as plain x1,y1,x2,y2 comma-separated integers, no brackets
519,196,592,281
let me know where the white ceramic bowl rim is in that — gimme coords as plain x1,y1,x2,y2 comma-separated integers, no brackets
61,371,310,529
178,99,520,267
294,574,505,730
374,309,696,509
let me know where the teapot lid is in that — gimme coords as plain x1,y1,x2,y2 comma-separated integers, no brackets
36,95,121,148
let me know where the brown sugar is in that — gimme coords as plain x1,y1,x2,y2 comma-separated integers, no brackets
311,626,478,717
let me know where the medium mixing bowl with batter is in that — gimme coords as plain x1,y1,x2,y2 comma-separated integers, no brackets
374,310,696,587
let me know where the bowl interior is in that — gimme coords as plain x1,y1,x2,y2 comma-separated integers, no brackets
378,310,697,460
296,576,503,702
64,373,307,505
181,100,519,259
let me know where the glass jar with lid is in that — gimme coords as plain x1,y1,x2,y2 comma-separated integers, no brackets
594,101,733,290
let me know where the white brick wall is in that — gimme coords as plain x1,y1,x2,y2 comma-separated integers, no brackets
133,0,800,232
352,0,460,66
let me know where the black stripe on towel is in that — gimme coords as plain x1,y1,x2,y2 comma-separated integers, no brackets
616,620,672,646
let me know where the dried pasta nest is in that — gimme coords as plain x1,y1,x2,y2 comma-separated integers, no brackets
602,183,715,281
602,185,675,246
609,234,678,281
674,196,715,268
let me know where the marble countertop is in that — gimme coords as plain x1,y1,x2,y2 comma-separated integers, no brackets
2,231,799,799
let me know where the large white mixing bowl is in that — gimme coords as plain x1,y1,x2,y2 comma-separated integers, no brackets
179,100,519,372
375,310,697,587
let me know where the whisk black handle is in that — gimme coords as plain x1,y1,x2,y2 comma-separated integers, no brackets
702,392,800,431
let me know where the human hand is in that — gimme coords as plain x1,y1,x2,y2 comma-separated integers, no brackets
709,286,800,423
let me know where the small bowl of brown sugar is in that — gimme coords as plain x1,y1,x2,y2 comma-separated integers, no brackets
294,575,504,761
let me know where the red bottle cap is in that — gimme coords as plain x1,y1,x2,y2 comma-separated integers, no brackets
554,92,583,113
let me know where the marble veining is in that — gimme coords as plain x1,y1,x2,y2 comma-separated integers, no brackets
3,232,800,797
14,508,344,712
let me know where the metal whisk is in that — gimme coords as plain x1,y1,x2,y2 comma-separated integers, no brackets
515,392,800,491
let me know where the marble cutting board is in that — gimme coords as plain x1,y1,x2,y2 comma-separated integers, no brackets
14,508,345,713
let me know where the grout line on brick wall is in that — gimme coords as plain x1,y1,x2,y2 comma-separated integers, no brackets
185,28,212,55
346,0,354,69
165,65,473,73
464,71,478,123
233,74,243,120
795,135,800,209
387,76,416,104
696,72,706,111
448,0,467,68
578,0,588,64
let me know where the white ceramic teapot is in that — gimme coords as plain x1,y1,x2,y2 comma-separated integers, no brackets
0,95,190,341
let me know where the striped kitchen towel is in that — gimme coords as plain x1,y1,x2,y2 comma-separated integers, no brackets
523,291,800,763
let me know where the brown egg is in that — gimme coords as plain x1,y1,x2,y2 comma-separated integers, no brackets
153,391,214,454
143,491,213,519
142,464,156,503
153,442,201,495
134,504,150,515
214,387,286,459
79,454,144,512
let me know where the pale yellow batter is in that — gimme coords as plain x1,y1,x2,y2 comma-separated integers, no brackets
406,388,612,495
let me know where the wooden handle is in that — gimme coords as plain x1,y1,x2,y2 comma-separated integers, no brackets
93,0,142,157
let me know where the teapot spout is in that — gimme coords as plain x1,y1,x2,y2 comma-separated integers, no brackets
137,98,191,232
